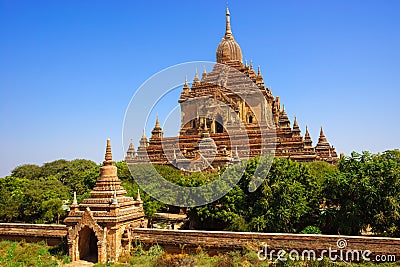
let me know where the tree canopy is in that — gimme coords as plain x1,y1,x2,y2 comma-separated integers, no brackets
1,149,400,237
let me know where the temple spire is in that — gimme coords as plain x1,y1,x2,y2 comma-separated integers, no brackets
225,7,232,38
182,76,190,94
304,125,313,148
104,139,113,165
201,66,207,81
305,125,310,137
125,139,136,161
318,126,328,144
292,116,301,136
155,115,161,128
256,65,264,87
193,68,200,85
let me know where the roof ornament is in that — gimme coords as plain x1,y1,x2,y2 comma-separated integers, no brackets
155,115,161,128
112,190,118,205
72,192,78,205
225,6,232,38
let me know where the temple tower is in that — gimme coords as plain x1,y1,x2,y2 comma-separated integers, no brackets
127,7,338,167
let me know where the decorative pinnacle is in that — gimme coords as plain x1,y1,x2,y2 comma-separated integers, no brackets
318,126,328,144
203,65,207,74
257,65,261,76
225,7,232,38
136,189,141,201
155,115,161,128
320,126,325,137
104,139,113,163
305,125,310,136
112,190,118,205
293,116,299,127
72,191,77,205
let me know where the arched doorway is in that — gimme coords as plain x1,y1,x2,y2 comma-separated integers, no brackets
78,226,98,263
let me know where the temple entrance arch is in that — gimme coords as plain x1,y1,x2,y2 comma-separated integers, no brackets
78,226,98,263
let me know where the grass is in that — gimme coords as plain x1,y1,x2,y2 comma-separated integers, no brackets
0,240,69,267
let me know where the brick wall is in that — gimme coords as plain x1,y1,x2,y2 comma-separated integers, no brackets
132,228,400,259
0,223,67,246
0,223,399,262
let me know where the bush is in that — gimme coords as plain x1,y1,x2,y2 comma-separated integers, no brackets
300,226,322,234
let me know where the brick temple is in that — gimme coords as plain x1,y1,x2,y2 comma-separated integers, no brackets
126,8,337,171
65,139,145,263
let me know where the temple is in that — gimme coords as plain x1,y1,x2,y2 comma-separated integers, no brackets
126,8,337,170
65,139,145,263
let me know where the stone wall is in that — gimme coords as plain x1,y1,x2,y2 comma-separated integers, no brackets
0,223,67,246
0,223,399,262
133,228,400,259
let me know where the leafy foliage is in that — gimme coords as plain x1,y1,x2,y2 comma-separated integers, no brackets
1,149,400,238
0,159,99,224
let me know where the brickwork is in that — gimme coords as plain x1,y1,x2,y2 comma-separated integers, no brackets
0,223,67,246
0,224,399,261
132,228,400,259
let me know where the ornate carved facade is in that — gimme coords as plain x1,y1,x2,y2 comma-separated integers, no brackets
64,139,144,263
126,8,337,170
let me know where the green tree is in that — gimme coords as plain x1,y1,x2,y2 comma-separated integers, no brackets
11,164,42,180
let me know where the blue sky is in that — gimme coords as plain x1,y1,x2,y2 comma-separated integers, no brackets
1,0,399,177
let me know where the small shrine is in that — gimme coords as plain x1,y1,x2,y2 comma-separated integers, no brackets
64,139,145,263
